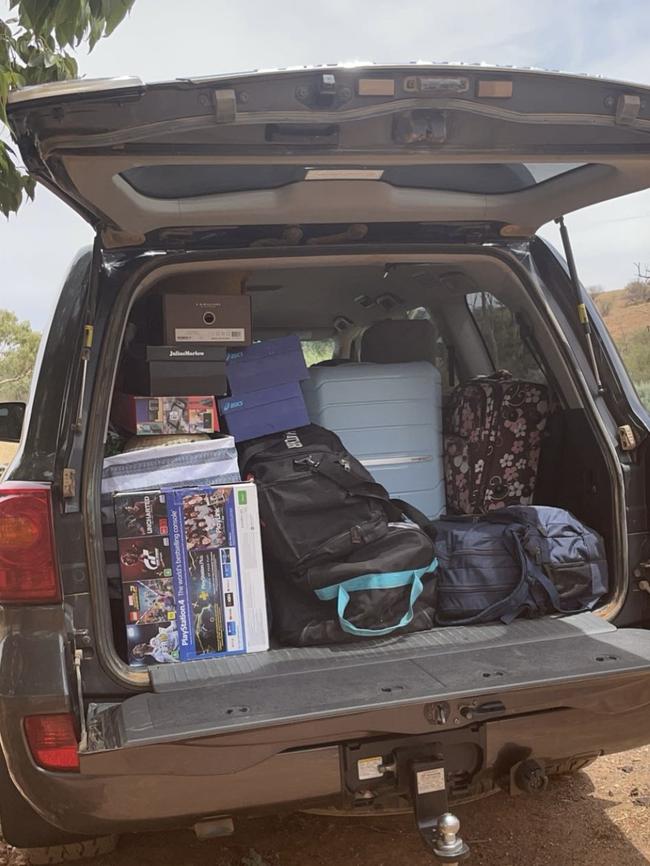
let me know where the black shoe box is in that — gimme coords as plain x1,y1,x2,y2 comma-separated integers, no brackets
126,345,228,397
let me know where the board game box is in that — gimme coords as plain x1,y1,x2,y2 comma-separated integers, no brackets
114,491,178,666
167,483,268,661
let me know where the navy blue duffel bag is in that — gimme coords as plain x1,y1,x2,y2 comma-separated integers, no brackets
429,506,609,625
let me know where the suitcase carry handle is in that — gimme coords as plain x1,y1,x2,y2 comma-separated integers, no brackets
315,558,437,637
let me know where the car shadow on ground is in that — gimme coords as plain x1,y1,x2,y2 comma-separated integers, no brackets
84,769,650,866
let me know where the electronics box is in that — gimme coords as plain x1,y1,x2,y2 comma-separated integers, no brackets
163,294,252,346
166,483,269,661
218,382,309,442
112,394,218,435
113,491,178,667
226,335,309,393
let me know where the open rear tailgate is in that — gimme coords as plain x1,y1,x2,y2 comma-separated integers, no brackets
7,65,650,246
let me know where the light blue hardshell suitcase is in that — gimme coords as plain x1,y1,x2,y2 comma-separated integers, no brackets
302,362,445,519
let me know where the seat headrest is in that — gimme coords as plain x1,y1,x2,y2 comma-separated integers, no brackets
360,319,438,364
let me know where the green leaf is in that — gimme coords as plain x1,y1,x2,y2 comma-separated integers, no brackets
0,70,10,125
102,0,134,37
23,174,36,200
54,0,81,48
87,15,104,51
19,0,54,37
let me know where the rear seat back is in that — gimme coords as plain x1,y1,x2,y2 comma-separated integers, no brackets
359,319,438,365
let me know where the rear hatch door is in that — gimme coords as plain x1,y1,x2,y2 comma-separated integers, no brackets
7,65,650,248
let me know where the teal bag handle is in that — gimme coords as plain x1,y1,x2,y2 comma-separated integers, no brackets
315,558,437,638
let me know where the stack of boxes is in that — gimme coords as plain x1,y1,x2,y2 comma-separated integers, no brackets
219,335,311,441
112,293,252,436
109,286,313,666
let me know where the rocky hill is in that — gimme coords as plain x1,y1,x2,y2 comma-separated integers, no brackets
593,287,650,340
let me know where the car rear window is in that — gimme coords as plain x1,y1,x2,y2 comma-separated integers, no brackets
120,163,588,199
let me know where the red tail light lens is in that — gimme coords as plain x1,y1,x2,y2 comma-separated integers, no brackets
0,483,60,603
24,713,80,772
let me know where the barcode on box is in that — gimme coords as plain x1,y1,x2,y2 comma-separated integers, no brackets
175,328,246,343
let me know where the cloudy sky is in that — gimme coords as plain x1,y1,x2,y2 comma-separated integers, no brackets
1,0,649,330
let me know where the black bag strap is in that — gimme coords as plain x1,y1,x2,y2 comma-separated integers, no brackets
389,498,433,530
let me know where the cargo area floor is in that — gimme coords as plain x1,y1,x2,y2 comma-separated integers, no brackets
150,612,615,690
89,614,650,751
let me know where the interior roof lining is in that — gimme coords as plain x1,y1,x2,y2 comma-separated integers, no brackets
132,251,584,410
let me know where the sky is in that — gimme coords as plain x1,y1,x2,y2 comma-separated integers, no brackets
0,0,649,330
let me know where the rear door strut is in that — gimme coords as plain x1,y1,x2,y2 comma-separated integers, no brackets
555,215,605,396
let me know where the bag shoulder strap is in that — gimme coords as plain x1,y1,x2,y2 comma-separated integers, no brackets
435,526,532,626
389,498,433,530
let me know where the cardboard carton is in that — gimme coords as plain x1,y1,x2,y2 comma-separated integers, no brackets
163,294,252,346
167,483,268,660
114,491,178,667
112,394,218,435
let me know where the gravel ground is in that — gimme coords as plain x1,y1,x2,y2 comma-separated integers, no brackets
7,746,650,866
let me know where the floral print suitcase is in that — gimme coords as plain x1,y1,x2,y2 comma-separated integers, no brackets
444,374,551,514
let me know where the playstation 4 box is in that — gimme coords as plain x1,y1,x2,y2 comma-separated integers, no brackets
166,482,268,660
113,491,179,667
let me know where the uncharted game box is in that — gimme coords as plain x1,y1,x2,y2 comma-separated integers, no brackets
167,483,268,661
114,491,178,667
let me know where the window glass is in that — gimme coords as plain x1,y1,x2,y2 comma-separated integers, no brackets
407,307,450,387
301,338,335,366
466,292,546,383
121,162,589,199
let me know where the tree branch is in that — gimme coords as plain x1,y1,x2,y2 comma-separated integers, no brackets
0,372,29,387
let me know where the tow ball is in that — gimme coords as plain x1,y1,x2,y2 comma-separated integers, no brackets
410,759,470,863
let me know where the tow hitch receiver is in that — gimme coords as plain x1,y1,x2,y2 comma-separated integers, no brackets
411,759,470,863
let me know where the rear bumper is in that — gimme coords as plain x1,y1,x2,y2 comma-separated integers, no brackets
5,655,650,837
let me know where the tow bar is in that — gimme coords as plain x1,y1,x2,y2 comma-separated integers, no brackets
411,759,470,863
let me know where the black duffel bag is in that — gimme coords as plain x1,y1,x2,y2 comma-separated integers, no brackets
430,506,609,625
238,424,438,646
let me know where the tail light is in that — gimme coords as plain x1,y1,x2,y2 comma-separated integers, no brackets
0,482,61,603
24,713,79,772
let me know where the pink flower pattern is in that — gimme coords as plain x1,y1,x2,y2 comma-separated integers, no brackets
444,377,551,514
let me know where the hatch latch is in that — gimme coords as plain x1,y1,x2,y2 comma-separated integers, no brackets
213,89,237,123
615,94,641,126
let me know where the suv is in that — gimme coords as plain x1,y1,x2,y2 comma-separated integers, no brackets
2,65,650,863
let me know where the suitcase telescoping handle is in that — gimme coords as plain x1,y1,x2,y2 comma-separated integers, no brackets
314,557,438,638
